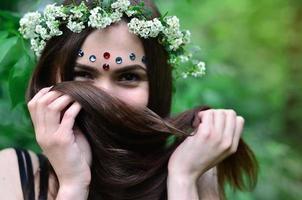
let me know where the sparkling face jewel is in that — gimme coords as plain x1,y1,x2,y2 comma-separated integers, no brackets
103,52,110,59
89,55,96,62
78,49,84,57
103,63,110,71
142,56,147,64
129,53,136,61
116,56,123,64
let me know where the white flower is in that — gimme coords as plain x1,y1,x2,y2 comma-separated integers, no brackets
183,30,191,44
125,10,137,17
35,24,50,40
88,7,112,28
181,72,188,79
111,0,130,12
30,38,46,57
44,3,66,21
19,11,42,39
169,38,183,51
128,18,163,38
70,2,88,19
166,16,180,30
197,61,206,72
128,18,143,35
149,18,163,37
110,11,123,23
179,55,189,62
162,16,184,50
190,61,206,77
46,20,63,36
67,19,85,33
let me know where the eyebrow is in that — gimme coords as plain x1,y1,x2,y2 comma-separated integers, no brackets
74,63,147,74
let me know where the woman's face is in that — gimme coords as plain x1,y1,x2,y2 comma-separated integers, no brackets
73,21,149,108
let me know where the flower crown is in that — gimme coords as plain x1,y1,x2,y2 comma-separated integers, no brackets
18,0,206,79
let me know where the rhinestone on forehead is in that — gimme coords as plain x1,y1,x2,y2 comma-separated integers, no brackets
129,53,136,61
103,63,110,71
116,57,123,64
78,49,84,57
89,55,96,62
103,52,110,59
142,56,147,64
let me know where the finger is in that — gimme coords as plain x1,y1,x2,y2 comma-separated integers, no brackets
231,116,245,153
35,91,63,131
29,86,54,104
45,94,74,133
196,110,214,139
192,112,201,129
59,101,82,132
27,86,53,121
213,109,226,139
222,110,236,150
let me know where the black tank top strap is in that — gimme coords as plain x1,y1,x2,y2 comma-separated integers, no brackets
14,147,35,200
37,153,50,200
14,148,50,200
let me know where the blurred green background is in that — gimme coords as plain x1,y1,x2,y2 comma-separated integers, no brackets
0,0,301,199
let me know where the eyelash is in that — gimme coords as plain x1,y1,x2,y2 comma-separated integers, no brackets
119,73,141,82
73,71,141,82
73,71,94,79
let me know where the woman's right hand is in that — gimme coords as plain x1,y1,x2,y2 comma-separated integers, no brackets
27,86,92,190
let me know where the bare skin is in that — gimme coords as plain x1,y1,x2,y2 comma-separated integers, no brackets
0,20,244,199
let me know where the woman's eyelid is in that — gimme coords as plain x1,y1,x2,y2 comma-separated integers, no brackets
118,72,142,81
74,70,94,79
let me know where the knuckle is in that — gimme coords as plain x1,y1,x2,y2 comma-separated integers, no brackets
47,104,59,112
41,87,50,92
230,146,238,154
227,109,236,116
36,97,48,106
64,109,75,119
27,101,35,110
237,116,245,124
199,127,211,139
63,110,75,119
36,135,48,147
216,109,225,116
197,111,203,118
221,139,232,150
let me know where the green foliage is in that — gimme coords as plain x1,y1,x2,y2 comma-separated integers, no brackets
160,0,302,199
0,9,39,151
1,0,302,199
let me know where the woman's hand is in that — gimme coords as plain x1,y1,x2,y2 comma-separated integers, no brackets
167,109,244,182
27,86,92,191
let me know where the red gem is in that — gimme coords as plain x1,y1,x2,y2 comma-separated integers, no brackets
103,52,110,59
103,64,110,71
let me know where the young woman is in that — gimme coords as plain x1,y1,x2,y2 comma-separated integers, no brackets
0,0,258,199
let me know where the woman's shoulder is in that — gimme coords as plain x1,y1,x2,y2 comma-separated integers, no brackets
0,148,34,199
0,148,57,200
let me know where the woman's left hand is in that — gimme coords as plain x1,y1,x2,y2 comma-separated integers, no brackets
167,109,245,182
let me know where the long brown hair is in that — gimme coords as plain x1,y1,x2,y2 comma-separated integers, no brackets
25,0,258,199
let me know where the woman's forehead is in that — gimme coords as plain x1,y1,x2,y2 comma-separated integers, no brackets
76,22,147,71
80,21,145,55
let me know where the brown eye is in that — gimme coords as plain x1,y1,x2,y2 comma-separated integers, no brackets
119,73,141,82
73,71,94,79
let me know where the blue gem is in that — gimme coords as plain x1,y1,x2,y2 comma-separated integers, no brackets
116,57,123,64
129,53,136,61
142,56,147,64
78,49,84,57
89,55,96,62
